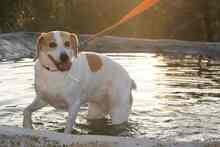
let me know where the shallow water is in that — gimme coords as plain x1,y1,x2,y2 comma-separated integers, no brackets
1,53,220,140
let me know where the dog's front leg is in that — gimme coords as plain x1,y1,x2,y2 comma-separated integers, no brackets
64,100,81,134
23,97,47,129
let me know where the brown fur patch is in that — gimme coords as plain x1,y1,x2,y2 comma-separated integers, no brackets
60,31,71,41
38,32,55,51
86,53,103,72
60,31,79,57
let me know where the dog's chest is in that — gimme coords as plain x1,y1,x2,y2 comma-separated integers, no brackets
36,70,75,109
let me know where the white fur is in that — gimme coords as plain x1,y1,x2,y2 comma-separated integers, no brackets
23,33,136,134
53,31,63,46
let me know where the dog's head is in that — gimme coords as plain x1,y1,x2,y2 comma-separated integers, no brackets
34,31,79,72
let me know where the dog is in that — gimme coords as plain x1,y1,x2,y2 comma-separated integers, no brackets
23,31,136,133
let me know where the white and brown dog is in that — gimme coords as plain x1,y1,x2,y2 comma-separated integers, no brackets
23,31,136,133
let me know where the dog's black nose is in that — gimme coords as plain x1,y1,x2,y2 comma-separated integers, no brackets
60,52,69,62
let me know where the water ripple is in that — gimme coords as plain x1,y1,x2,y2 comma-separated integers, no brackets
0,54,220,140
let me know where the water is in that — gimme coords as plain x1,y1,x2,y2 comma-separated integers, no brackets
1,53,220,140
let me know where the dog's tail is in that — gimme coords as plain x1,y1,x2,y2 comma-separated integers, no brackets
129,79,136,109
131,79,137,90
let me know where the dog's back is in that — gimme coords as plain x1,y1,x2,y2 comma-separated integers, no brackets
76,52,136,124
76,52,135,94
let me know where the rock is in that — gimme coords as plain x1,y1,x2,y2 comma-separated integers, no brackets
0,126,220,147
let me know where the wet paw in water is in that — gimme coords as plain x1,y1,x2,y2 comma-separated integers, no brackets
54,128,80,134
78,119,131,136
53,119,130,136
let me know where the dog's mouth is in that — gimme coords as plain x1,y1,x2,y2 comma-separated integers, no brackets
48,55,72,72
57,61,72,71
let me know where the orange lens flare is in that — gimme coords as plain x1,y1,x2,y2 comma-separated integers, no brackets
119,0,160,24
86,0,160,43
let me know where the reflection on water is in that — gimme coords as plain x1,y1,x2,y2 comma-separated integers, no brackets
0,53,220,140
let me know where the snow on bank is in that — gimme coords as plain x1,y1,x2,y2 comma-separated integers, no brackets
1,32,220,61
0,32,37,60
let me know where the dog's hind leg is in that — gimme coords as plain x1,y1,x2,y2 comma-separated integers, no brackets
109,81,132,125
87,102,107,120
23,97,47,129
110,93,130,125
110,104,130,125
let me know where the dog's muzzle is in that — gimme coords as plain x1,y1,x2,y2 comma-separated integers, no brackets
60,53,69,63
48,54,72,72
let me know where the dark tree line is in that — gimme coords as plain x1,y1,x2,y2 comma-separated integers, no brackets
0,0,220,41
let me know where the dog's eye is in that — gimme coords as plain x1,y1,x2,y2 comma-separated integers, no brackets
49,42,57,48
64,41,70,48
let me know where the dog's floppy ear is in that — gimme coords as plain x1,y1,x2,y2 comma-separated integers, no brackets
33,33,45,61
70,33,79,57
